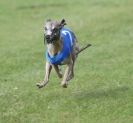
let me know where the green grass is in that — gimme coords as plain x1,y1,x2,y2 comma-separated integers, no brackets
0,0,133,123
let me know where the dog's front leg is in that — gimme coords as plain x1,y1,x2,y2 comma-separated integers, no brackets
61,62,73,88
36,61,52,88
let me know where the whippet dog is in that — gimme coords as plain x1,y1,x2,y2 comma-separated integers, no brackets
36,19,91,88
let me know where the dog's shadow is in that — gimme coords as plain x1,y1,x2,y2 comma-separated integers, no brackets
73,86,129,100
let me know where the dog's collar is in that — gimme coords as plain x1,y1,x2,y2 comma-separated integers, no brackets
45,28,74,65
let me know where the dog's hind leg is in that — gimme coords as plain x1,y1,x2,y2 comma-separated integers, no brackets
53,65,63,78
66,64,74,81
36,61,52,88
66,53,76,81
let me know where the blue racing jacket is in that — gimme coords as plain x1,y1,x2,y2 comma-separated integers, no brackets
46,28,75,65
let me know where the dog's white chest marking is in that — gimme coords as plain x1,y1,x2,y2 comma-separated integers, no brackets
47,43,61,57
47,44,56,56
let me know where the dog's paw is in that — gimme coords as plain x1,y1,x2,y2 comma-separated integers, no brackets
36,83,45,89
36,81,48,88
61,83,67,88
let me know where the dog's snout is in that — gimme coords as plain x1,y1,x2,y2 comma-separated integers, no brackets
45,35,50,40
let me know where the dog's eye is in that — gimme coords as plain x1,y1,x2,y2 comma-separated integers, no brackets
53,28,58,33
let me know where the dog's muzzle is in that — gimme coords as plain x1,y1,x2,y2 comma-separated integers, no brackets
45,33,59,44
44,34,51,44
45,35,50,41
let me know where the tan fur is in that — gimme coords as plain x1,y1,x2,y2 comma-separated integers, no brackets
47,40,62,56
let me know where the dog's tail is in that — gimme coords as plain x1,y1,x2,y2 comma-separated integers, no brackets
76,43,91,55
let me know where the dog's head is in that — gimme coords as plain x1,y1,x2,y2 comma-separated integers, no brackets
44,19,66,44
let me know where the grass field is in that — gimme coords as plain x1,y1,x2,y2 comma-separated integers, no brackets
0,0,133,123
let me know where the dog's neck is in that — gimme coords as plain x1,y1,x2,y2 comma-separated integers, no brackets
47,39,62,56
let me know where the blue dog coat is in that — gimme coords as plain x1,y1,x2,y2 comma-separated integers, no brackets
46,28,75,65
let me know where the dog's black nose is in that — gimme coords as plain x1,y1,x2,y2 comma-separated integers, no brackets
45,35,50,40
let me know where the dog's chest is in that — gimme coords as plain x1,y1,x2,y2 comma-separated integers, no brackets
47,43,61,56
46,28,75,65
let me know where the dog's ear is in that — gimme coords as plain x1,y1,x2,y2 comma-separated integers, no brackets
59,19,67,28
60,19,66,25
